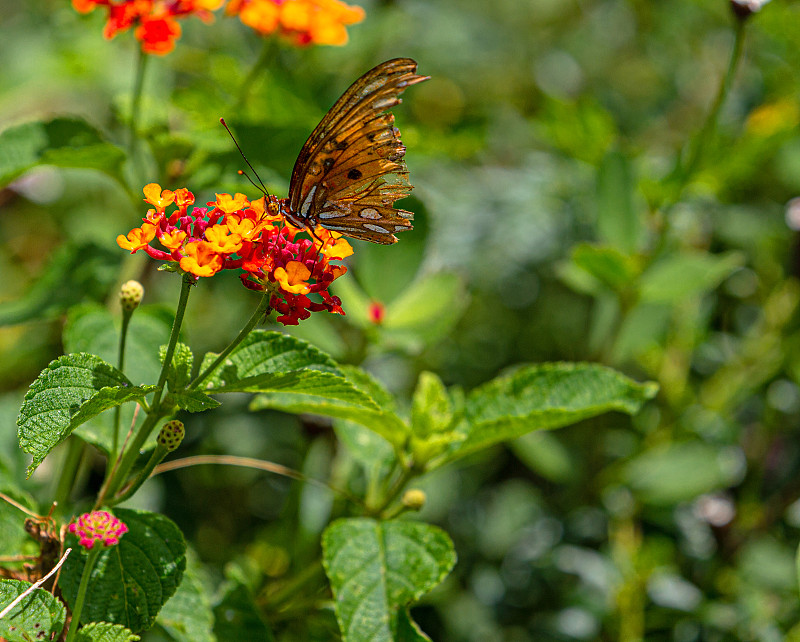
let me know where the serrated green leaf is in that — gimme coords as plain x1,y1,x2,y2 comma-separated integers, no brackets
163,343,194,392
596,150,641,253
169,390,220,413
571,243,640,291
252,363,409,447
17,353,156,475
0,117,126,187
252,389,407,449
74,621,141,642
60,509,186,634
213,581,274,642
638,250,744,303
62,304,172,455
322,518,456,642
441,363,657,465
0,579,66,642
0,243,121,327
156,551,214,642
201,330,340,390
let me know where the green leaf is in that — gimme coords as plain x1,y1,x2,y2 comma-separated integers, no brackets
17,353,156,475
60,509,186,634
322,518,456,642
251,365,408,448
201,331,376,402
156,551,214,642
169,390,221,413
0,243,121,327
596,150,641,253
163,343,194,392
0,578,67,642
213,581,274,642
442,363,658,465
411,372,453,439
395,609,432,641
638,250,744,303
409,372,462,465
62,305,173,454
202,330,340,387
571,243,640,292
623,442,744,505
0,117,126,187
74,622,141,642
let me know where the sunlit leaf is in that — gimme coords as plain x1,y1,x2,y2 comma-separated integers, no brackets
322,518,456,642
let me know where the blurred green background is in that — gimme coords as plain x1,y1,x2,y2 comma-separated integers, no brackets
4,0,800,640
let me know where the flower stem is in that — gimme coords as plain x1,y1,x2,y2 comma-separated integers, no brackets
129,48,148,152
64,546,102,642
672,18,747,200
112,308,134,463
52,437,84,507
188,292,271,390
97,274,194,507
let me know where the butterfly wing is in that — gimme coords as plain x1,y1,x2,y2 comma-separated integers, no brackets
287,58,428,244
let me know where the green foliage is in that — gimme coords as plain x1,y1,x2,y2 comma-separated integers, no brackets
17,353,156,475
60,509,186,633
441,363,657,464
155,553,215,642
0,244,121,327
6,1,800,639
0,117,126,188
322,518,456,642
212,581,275,642
75,622,141,642
0,579,67,641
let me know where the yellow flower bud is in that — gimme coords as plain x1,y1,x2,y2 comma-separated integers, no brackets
402,489,426,511
120,280,144,312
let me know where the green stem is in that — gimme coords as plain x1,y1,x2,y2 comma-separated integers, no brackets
235,37,275,109
672,19,747,200
97,274,194,507
129,48,148,152
52,438,85,507
188,292,271,390
108,445,169,507
112,309,134,464
64,546,102,642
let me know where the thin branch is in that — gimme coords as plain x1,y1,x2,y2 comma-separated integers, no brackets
153,455,364,507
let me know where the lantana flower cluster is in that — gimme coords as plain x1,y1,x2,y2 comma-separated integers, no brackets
69,511,129,549
73,0,365,53
118,183,352,325
226,0,365,46
72,0,224,54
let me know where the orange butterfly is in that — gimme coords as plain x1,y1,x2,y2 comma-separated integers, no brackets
272,58,428,244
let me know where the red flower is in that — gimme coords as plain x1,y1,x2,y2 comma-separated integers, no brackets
118,184,351,325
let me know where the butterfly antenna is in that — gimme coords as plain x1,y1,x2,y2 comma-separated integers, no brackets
220,118,270,196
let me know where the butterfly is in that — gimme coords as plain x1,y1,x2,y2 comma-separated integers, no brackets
272,58,428,244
